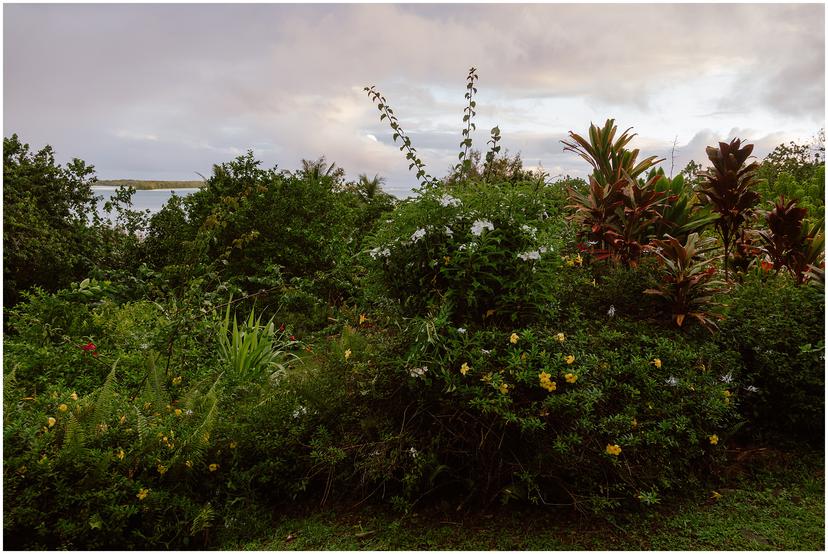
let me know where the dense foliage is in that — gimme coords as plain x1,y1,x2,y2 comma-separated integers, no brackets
3,70,823,548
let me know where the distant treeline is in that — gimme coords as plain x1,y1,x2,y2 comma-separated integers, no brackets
95,179,204,190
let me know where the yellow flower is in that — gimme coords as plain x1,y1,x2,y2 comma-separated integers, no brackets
605,444,622,456
709,434,719,445
565,355,575,365
47,417,56,428
555,332,566,343
652,358,662,369
481,373,493,383
723,390,731,404
499,383,509,394
539,372,557,392
116,449,125,460
174,408,182,416
209,463,219,472
710,490,722,500
185,460,193,469
565,373,578,384
344,349,352,360
137,488,149,501
157,464,168,475
510,333,519,345
229,441,237,449
119,415,127,424
460,362,470,376
631,418,638,429
359,313,368,325
575,254,583,266
70,392,78,401
444,256,451,265
566,258,575,267
58,403,68,412
172,376,182,386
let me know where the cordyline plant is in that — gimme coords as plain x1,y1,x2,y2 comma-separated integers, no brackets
563,119,664,257
788,218,825,284
697,139,762,280
644,233,725,331
757,197,809,271
600,173,666,267
648,168,718,244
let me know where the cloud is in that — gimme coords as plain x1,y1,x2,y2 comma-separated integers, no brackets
4,4,823,196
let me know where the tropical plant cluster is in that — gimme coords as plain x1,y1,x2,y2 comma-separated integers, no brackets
3,70,824,548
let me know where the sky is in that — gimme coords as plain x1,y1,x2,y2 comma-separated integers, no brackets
4,3,825,196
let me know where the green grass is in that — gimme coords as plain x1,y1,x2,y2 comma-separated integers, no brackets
218,448,824,551
96,179,203,190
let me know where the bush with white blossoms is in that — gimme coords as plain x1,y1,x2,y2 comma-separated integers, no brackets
364,181,567,325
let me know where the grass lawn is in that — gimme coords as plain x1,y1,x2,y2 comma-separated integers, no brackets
221,447,824,551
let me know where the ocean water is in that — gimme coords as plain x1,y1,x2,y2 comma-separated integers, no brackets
93,187,200,219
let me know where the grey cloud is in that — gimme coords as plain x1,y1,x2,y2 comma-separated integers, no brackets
4,4,823,198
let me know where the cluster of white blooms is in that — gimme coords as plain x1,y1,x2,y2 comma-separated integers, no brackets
368,246,392,259
518,251,541,261
470,219,494,236
408,447,419,459
409,366,428,378
437,194,461,208
292,405,308,419
665,376,679,387
520,224,537,238
411,228,427,243
607,305,616,318
457,327,467,334
719,372,734,384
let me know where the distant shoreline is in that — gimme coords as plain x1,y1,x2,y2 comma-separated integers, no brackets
95,179,204,190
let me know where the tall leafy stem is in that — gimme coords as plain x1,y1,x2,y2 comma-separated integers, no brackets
483,126,502,182
364,86,435,189
455,67,479,181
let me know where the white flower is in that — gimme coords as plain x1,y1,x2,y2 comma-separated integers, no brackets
411,228,427,243
518,250,541,261
587,240,599,246
538,246,550,254
437,195,461,208
408,446,419,459
409,366,428,378
368,247,391,259
607,305,616,318
745,385,759,393
457,327,467,334
292,406,308,419
665,376,679,387
520,224,537,238
444,226,454,237
185,409,194,416
470,219,494,236
458,244,468,251
719,373,733,384
481,349,491,355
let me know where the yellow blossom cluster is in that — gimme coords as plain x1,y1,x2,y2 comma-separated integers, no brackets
539,371,557,392
564,373,578,384
605,444,622,456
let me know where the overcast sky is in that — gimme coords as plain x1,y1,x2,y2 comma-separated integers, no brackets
4,3,825,196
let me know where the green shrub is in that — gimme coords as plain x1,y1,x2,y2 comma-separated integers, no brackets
365,181,566,326
718,272,824,441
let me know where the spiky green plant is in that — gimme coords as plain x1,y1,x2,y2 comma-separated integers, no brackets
217,303,291,386
648,168,718,243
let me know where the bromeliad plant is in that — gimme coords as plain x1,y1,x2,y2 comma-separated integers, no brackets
697,139,762,280
645,233,725,331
